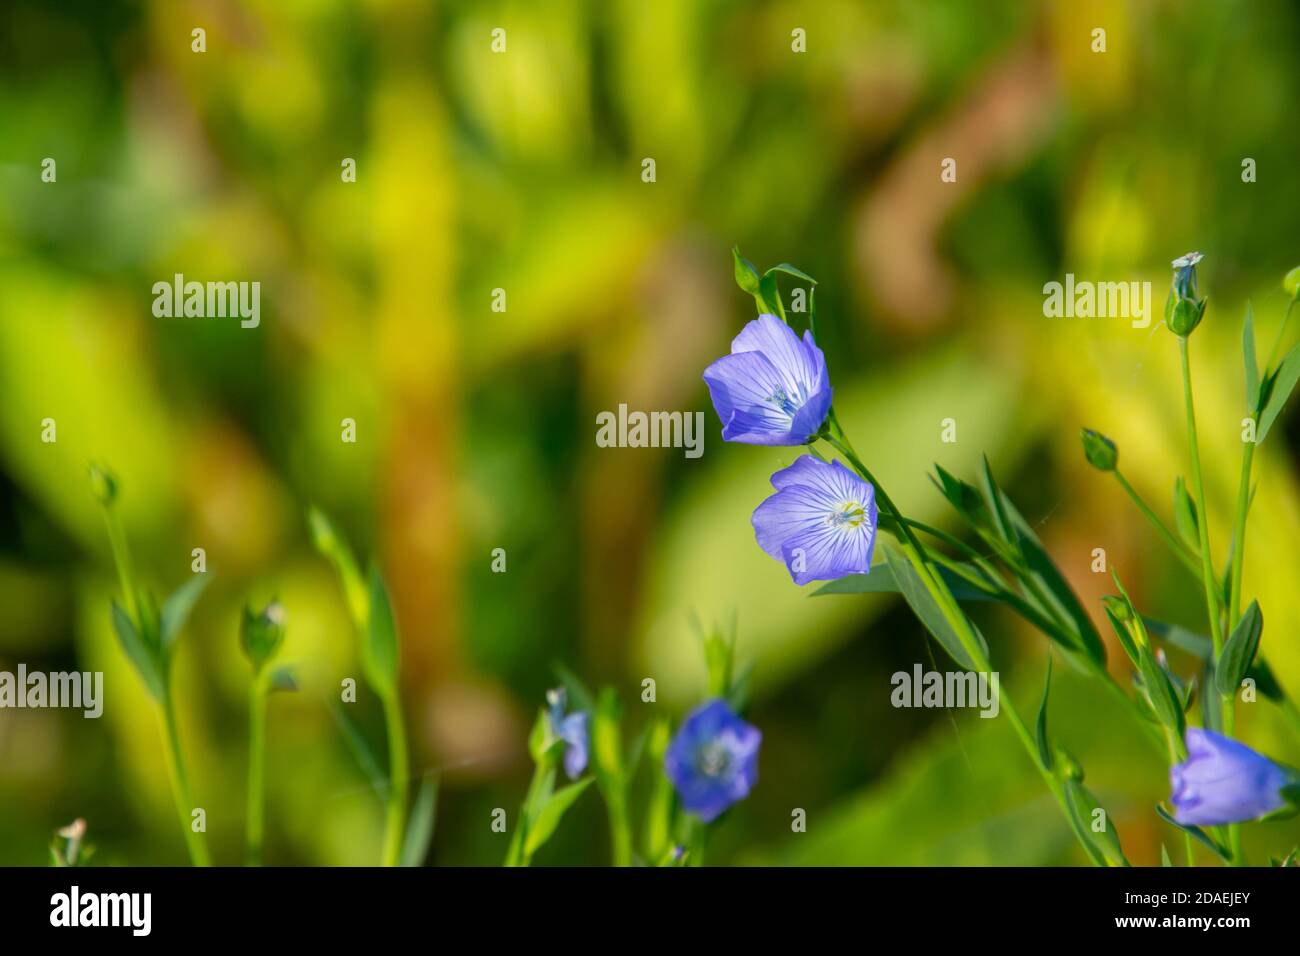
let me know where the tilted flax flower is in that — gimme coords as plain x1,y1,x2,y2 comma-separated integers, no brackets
546,687,589,780
664,699,761,823
1169,728,1297,825
751,455,878,585
1171,251,1203,300
702,313,832,445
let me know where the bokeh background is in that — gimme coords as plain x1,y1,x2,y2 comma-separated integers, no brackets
3,0,1300,866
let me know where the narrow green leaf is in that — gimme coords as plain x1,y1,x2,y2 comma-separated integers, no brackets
1145,617,1283,701
732,247,761,295
1138,644,1185,737
1258,339,1300,443
757,271,785,320
1160,843,1173,867
552,663,595,715
327,698,386,803
1244,302,1260,410
883,541,986,670
308,507,370,632
1216,601,1263,697
1172,478,1199,551
811,561,992,600
1065,780,1129,867
400,774,440,867
365,568,400,696
160,573,211,651
1155,804,1230,863
111,601,163,700
523,777,594,857
978,456,1015,547
268,665,299,693
1035,657,1054,771
765,263,818,286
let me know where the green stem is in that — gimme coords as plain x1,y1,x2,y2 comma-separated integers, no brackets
246,676,267,866
505,758,551,867
1226,438,1255,630
606,785,633,867
159,692,210,867
100,504,139,623
1113,469,1201,575
1178,338,1226,658
822,424,1098,864
380,691,409,867
1179,336,1239,865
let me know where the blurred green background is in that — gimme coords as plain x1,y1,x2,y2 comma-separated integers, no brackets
3,0,1300,866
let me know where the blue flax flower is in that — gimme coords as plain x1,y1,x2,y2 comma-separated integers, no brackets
1170,728,1295,826
751,454,878,585
703,313,832,445
546,687,589,780
665,699,761,823
1171,251,1203,300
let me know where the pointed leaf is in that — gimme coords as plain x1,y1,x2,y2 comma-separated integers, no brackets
1216,601,1263,697
811,560,993,600
883,541,985,670
268,665,299,693
160,573,211,652
400,774,440,867
523,777,594,857
327,698,387,803
1244,302,1260,410
1257,339,1300,443
1035,657,1054,771
1173,478,1199,551
364,568,400,696
765,263,818,286
1155,804,1230,863
1065,780,1129,867
111,602,164,700
731,247,761,295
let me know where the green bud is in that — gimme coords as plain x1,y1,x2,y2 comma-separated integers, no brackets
1058,749,1084,783
88,463,118,506
1284,266,1300,299
1101,594,1131,624
1080,429,1118,471
241,601,286,671
1169,296,1206,337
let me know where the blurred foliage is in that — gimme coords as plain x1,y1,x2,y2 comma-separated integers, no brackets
2,0,1300,865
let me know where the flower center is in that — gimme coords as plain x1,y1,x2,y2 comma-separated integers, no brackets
827,501,867,529
697,741,732,778
767,386,803,417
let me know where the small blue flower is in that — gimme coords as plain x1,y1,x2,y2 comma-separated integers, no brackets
664,699,761,823
703,314,832,445
751,454,878,585
546,688,589,780
1170,728,1295,825
1171,251,1203,301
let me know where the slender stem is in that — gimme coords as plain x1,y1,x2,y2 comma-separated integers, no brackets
381,691,409,867
505,758,551,867
1226,438,1255,629
1178,339,1226,657
246,676,267,866
159,692,210,866
100,505,139,623
822,424,1099,864
1179,336,1239,865
606,784,633,867
1113,469,1201,574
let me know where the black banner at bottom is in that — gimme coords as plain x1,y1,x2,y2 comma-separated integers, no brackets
0,865,1287,941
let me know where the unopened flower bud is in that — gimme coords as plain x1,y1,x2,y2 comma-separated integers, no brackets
1080,429,1118,472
